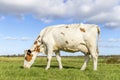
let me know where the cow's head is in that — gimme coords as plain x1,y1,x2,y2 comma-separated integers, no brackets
23,49,38,68
23,43,45,68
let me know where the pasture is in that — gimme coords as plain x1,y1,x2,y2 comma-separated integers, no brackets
0,56,120,80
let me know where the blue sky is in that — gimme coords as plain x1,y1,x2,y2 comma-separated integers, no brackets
0,0,120,56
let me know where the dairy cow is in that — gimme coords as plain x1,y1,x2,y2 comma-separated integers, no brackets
23,23,100,70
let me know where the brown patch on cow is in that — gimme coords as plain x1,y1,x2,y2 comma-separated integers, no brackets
25,54,33,62
34,45,40,52
80,28,86,32
65,41,69,44
65,26,69,28
61,32,65,35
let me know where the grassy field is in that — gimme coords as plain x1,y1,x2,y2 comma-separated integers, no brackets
0,56,120,80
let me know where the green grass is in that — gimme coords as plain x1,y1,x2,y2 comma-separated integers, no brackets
0,56,120,80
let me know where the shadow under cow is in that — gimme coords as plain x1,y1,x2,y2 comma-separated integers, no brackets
33,64,79,69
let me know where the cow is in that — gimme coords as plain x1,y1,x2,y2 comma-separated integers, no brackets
23,23,100,71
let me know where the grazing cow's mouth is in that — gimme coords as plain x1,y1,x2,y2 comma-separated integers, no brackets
23,60,31,69
23,65,30,69
23,64,31,69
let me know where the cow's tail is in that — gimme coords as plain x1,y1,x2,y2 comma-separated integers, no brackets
96,26,100,54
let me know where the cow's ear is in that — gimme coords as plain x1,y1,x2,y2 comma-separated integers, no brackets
27,49,31,55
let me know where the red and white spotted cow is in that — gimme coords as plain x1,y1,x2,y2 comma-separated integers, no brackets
23,23,100,71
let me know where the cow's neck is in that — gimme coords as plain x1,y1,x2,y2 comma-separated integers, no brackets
30,38,41,52
30,44,40,52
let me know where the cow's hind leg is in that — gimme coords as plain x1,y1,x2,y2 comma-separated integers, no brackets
81,54,90,70
86,39,98,71
55,51,63,69
91,53,98,71
89,47,98,71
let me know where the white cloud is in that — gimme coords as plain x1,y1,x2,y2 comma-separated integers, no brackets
99,38,120,48
105,22,120,28
3,36,31,41
100,38,120,42
108,38,120,42
80,5,91,13
21,37,31,41
4,36,17,40
99,44,120,48
40,18,53,23
0,0,120,28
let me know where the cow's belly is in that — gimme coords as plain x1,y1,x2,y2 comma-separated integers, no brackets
54,42,89,54
60,45,81,52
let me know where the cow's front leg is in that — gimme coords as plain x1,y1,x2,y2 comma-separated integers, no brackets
45,54,52,70
45,46,53,70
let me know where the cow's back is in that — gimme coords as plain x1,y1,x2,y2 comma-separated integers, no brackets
42,23,98,42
